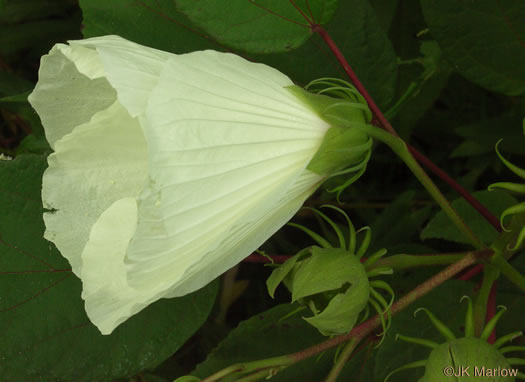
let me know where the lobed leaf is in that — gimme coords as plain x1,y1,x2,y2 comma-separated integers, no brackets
174,0,338,54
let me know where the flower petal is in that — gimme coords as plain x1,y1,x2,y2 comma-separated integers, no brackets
42,101,148,275
80,170,324,333
28,43,116,148
80,197,152,334
73,35,174,117
33,39,336,334
163,170,325,297
123,50,330,294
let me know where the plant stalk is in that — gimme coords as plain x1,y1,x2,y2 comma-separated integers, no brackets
370,252,468,271
324,338,358,382
312,24,501,233
353,124,484,249
200,249,489,381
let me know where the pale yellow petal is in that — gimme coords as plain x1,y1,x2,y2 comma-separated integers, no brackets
42,101,148,275
124,50,329,295
73,35,174,117
28,44,116,148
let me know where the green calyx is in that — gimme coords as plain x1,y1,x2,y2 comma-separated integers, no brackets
287,78,373,181
266,206,393,338
268,246,371,336
387,298,525,382
422,337,514,382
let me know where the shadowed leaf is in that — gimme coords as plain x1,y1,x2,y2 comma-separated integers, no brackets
421,0,525,96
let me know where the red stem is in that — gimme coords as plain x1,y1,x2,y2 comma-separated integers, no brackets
312,25,398,137
312,24,502,236
458,263,484,281
407,148,501,232
312,24,503,282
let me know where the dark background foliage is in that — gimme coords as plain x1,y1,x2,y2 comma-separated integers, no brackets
1,1,524,381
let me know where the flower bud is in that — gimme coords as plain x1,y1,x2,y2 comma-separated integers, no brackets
421,338,513,382
267,246,370,336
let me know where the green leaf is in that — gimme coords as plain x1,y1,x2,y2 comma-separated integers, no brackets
0,155,217,381
80,0,397,110
15,134,51,155
174,0,338,54
421,190,518,245
370,190,432,252
0,91,44,137
369,0,399,32
0,92,30,104
420,0,525,96
80,0,217,54
419,40,442,77
451,114,525,158
257,0,397,109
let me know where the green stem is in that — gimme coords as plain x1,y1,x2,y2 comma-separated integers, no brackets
288,250,488,359
324,338,358,382
201,364,243,382
389,250,491,315
472,214,525,336
384,81,419,120
200,249,490,381
236,367,285,382
370,253,467,271
314,24,501,232
472,264,499,337
356,124,484,249
491,255,525,294
200,356,292,382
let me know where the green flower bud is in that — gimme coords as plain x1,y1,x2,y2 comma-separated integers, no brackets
388,300,525,382
267,206,393,337
421,337,514,382
268,246,370,336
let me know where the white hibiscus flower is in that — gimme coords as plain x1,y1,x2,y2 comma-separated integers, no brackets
28,35,371,334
